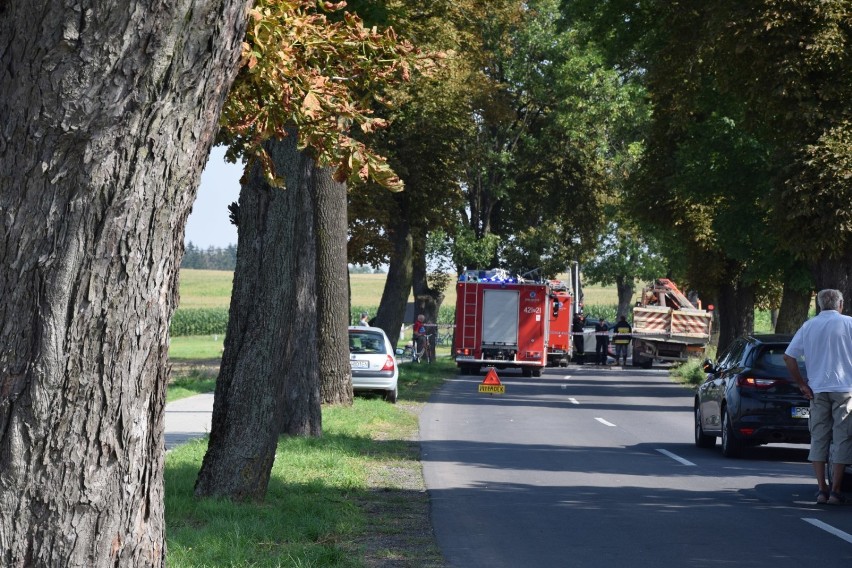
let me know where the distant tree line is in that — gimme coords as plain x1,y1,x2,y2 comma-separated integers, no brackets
182,242,238,270
348,264,386,274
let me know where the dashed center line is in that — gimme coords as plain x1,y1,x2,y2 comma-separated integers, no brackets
595,417,616,427
803,518,852,544
656,448,696,466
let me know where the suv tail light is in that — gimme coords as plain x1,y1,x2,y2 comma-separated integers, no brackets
381,355,395,372
737,376,780,389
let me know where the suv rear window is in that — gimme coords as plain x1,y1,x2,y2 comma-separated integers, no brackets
348,331,387,354
753,345,804,373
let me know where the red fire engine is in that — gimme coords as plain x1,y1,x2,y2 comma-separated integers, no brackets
452,270,573,376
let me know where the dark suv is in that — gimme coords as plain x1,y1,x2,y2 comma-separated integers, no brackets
694,334,810,457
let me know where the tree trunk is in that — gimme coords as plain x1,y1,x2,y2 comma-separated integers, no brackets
775,283,812,334
412,237,444,325
813,252,852,315
374,207,413,348
313,166,353,405
716,273,755,354
615,276,634,320
195,135,322,502
0,2,247,565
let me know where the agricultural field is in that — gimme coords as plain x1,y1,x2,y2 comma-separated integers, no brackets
176,269,621,315
171,269,624,359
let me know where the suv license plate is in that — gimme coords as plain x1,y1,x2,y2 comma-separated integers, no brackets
792,407,810,419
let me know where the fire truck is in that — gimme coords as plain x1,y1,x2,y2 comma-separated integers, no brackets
452,269,573,376
631,278,713,368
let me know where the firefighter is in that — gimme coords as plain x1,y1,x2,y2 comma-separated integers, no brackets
612,315,633,366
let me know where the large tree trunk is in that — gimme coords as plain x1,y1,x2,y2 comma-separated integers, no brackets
813,252,852,315
775,282,813,333
374,205,413,348
615,276,635,320
716,273,755,354
195,135,321,502
412,235,444,324
0,1,247,565
313,166,353,405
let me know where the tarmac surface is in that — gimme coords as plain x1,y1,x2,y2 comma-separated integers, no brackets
164,393,213,449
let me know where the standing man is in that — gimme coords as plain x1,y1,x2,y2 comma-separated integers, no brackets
595,317,610,365
784,289,852,505
358,312,370,326
573,312,586,365
612,315,632,366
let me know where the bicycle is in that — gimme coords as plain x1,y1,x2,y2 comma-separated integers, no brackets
412,334,433,364
436,329,453,347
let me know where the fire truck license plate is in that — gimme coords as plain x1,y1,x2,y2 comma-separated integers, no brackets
791,407,809,419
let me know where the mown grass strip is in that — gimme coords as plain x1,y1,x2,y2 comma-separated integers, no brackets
164,358,455,567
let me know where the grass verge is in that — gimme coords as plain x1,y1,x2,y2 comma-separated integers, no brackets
165,357,455,567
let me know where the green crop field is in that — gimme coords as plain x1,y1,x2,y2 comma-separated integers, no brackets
177,269,621,312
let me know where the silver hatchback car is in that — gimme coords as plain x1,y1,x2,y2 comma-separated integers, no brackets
348,326,399,403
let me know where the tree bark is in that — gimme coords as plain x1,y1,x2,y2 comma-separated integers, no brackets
313,166,353,405
373,206,413,348
412,238,444,325
775,283,812,334
615,276,635,320
716,271,755,353
812,251,852,316
0,1,247,565
195,135,322,502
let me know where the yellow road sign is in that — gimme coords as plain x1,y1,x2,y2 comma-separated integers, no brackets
478,384,505,394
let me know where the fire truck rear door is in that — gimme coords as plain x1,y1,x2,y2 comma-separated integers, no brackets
482,289,520,348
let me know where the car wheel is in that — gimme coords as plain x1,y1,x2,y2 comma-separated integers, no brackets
721,410,742,458
694,405,716,448
532,367,542,377
384,385,398,403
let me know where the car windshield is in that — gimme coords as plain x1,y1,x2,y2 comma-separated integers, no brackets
752,346,804,374
349,332,387,354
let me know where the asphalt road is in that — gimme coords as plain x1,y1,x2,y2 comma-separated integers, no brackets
421,365,852,567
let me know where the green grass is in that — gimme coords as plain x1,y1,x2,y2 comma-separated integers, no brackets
178,269,234,309
164,358,452,567
170,335,224,359
167,370,218,403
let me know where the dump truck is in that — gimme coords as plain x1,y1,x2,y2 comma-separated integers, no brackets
631,278,713,368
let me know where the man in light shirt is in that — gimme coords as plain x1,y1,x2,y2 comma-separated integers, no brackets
784,289,852,505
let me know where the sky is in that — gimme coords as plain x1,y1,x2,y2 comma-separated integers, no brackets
184,146,242,249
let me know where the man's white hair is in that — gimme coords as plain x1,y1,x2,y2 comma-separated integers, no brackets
817,289,844,311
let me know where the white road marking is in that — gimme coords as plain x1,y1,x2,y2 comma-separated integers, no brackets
656,448,696,467
803,518,852,545
595,417,616,427
568,398,579,405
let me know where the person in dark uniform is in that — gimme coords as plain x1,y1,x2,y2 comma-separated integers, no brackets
595,317,610,365
573,312,586,364
612,315,632,366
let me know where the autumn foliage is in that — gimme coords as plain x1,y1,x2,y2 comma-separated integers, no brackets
218,0,436,191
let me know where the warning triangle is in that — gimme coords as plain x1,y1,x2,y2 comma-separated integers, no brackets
482,368,502,385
